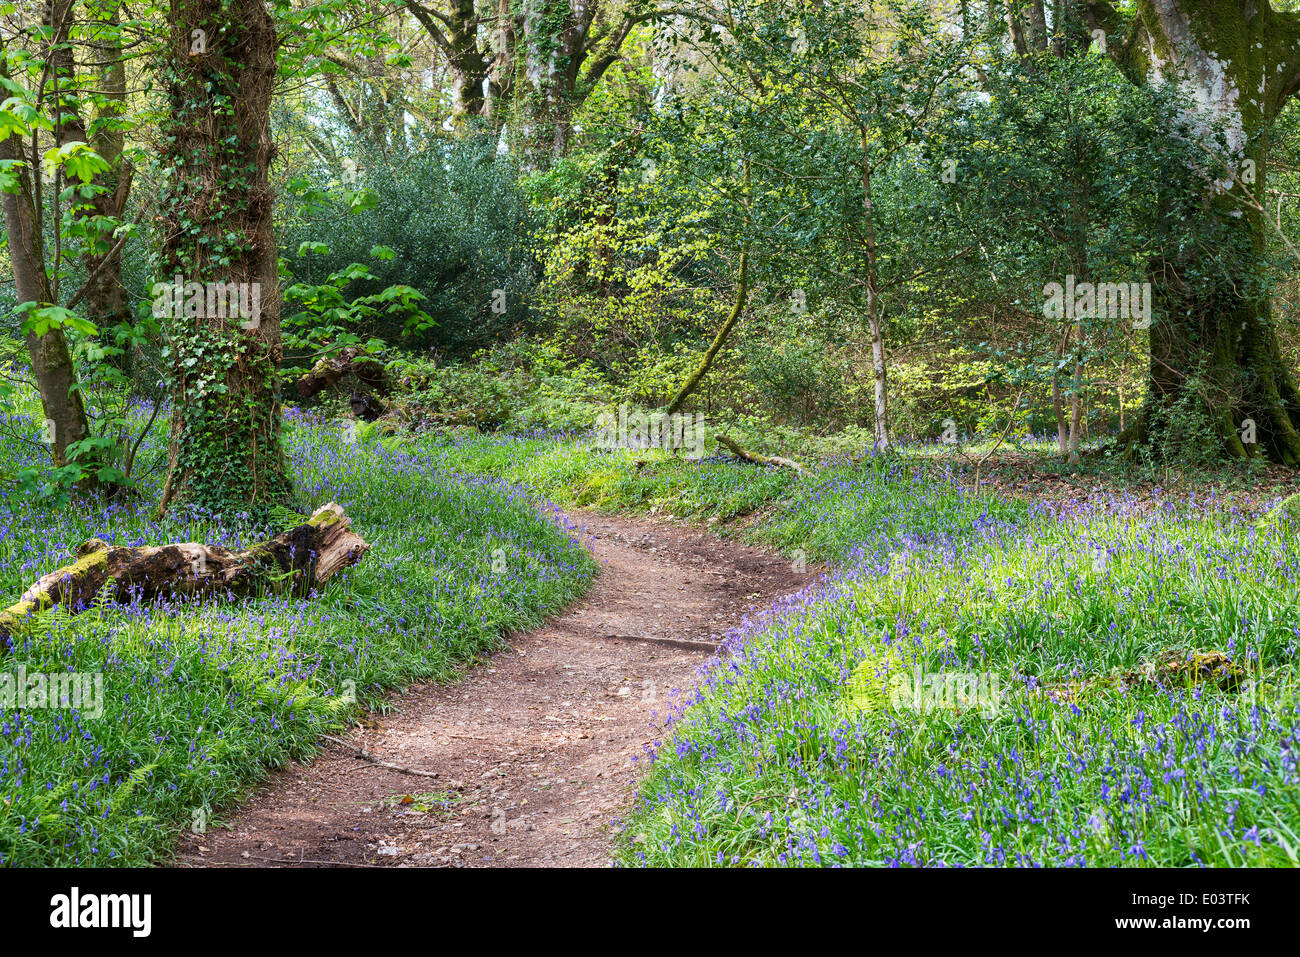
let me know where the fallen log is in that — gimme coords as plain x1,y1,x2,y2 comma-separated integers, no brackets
0,503,369,650
295,347,389,401
714,433,805,474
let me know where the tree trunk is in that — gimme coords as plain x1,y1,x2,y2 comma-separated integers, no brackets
519,0,586,168
1006,3,1030,56
665,252,749,415
867,292,889,450
156,0,291,514
1026,0,1049,50
87,1,133,333
486,0,517,122
1142,232,1300,464
50,0,132,331
1105,0,1300,464
449,0,488,118
0,12,97,469
1067,347,1083,464
406,0,490,121
714,434,804,473
294,347,390,401
0,504,369,652
862,143,890,450
0,132,91,468
1049,318,1074,455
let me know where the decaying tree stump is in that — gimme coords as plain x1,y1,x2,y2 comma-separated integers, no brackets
0,503,369,650
295,347,389,401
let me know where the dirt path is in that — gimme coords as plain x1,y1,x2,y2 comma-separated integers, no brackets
173,509,808,868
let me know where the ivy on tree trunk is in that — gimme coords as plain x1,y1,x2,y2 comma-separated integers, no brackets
156,0,290,515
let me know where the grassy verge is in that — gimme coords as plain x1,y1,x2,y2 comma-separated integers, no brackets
0,411,595,865
417,431,1028,563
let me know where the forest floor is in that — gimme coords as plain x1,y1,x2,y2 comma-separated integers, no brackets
172,509,809,868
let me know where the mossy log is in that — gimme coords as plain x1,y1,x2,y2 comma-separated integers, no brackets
0,503,369,651
714,433,804,474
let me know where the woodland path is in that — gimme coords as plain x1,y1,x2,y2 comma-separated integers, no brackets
173,509,808,867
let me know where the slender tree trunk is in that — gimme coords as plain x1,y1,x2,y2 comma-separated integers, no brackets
1067,337,1083,465
0,115,91,467
1053,375,1067,456
88,1,132,332
665,253,749,415
50,0,132,331
156,0,290,514
862,142,890,450
1051,321,1071,455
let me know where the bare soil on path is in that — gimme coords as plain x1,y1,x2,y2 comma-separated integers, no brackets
173,509,808,868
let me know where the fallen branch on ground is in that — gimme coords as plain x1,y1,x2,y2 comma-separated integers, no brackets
714,434,805,474
321,734,441,778
0,503,370,651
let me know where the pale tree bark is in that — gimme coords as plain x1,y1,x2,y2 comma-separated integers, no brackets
519,0,581,166
1052,322,1071,456
517,0,658,168
1067,337,1084,464
1005,1,1029,55
862,136,890,450
403,0,677,165
486,0,517,120
1081,0,1300,464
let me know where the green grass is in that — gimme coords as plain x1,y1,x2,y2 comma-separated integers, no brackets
418,431,1030,562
